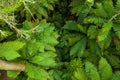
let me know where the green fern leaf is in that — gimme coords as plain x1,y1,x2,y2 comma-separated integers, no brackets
87,25,98,39
93,0,114,18
111,71,120,80
44,44,56,52
73,68,88,80
84,16,105,24
25,63,49,80
99,57,112,80
0,47,20,60
42,36,59,46
98,33,112,50
0,41,25,51
68,58,83,72
63,21,79,31
93,3,108,18
106,55,120,68
69,0,94,16
0,0,23,13
85,61,100,80
7,70,20,78
102,0,114,17
30,51,57,67
115,0,120,10
70,37,86,57
113,23,120,39
27,40,44,55
98,21,112,42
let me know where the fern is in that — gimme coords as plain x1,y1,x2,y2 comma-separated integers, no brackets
83,16,105,25
105,55,120,68
93,3,108,18
0,41,25,50
111,71,120,80
115,0,120,11
85,61,100,80
72,68,88,80
25,63,49,80
113,23,120,39
70,37,87,57
68,58,83,72
93,0,114,18
0,0,23,13
0,47,20,60
70,0,94,16
102,0,114,17
25,0,57,19
98,21,113,42
98,33,112,50
99,57,112,80
30,51,57,67
0,41,25,60
87,25,98,39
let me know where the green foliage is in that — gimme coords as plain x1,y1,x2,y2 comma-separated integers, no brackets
98,21,113,42
0,0,120,80
25,63,49,80
84,16,105,25
30,52,57,67
63,21,79,31
85,61,100,80
111,71,120,80
0,0,23,13
93,0,114,18
99,57,112,80
70,0,94,17
0,41,25,50
87,25,98,39
72,68,88,80
0,41,24,60
70,37,87,58
25,0,57,19
0,47,20,60
7,71,20,78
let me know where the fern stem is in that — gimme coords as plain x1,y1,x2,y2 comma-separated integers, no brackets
3,18,30,39
0,59,25,71
109,11,120,21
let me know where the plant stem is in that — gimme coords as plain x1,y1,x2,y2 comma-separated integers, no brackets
0,59,25,71
109,11,120,21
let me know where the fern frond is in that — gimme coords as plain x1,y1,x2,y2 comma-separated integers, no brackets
102,0,114,17
111,71,120,80
115,0,120,10
93,3,108,18
0,0,23,13
84,16,105,24
98,21,113,42
113,23,120,39
87,25,98,39
69,0,94,16
105,55,120,68
72,68,88,80
99,57,112,80
0,41,25,51
68,58,83,72
0,47,20,60
85,61,100,80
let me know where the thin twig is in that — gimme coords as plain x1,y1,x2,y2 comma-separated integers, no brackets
109,11,120,21
23,1,36,21
3,18,30,39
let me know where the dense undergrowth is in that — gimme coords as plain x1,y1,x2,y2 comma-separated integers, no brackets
0,0,120,80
